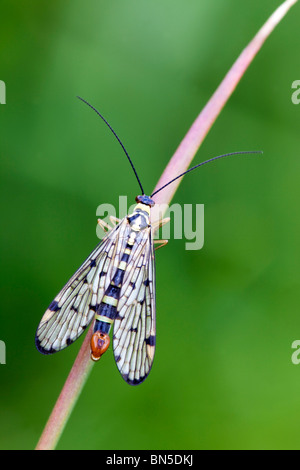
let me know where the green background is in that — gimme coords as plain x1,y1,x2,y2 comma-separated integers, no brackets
1,0,300,450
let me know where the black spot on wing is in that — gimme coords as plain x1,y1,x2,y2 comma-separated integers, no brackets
145,335,156,346
123,374,149,386
35,336,57,355
48,300,59,312
130,327,138,332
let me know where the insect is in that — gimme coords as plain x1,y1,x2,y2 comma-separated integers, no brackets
35,97,261,385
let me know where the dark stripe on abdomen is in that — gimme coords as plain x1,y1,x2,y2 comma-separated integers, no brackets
96,302,116,319
93,239,134,335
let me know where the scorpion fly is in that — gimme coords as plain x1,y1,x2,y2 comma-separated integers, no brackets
35,97,262,385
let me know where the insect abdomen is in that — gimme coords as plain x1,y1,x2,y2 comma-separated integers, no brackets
90,240,134,361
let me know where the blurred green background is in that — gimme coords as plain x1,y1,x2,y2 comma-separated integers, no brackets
1,0,300,450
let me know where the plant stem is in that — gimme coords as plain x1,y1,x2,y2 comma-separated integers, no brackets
151,0,298,216
35,327,94,450
35,0,298,450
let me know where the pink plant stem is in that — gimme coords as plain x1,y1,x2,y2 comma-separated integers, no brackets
35,0,298,450
151,0,298,218
35,328,94,450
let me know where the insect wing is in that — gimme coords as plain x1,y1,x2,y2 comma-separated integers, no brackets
113,229,156,385
35,218,129,354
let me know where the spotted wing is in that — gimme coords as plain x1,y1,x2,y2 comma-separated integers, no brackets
113,228,156,385
35,218,130,354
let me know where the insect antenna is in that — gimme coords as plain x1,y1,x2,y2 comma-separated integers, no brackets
151,150,263,197
77,96,145,195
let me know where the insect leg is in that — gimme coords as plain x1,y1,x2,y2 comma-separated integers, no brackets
154,239,168,250
110,215,121,226
151,217,170,233
97,218,114,233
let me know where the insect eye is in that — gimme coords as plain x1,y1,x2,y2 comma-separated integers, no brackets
135,195,155,207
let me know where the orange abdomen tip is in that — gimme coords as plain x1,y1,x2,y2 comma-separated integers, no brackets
90,332,110,361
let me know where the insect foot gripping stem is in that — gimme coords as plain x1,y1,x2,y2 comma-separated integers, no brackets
90,332,110,361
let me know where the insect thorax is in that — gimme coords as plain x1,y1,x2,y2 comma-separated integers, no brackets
127,203,151,231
